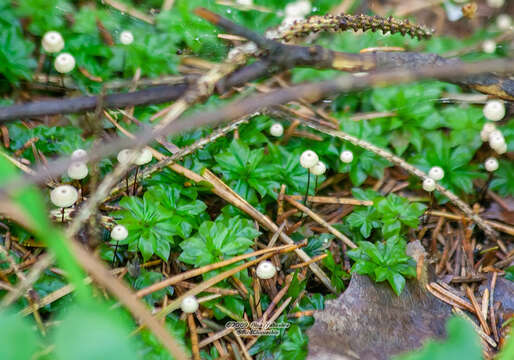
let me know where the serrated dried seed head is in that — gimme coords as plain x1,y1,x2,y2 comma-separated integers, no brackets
281,13,432,42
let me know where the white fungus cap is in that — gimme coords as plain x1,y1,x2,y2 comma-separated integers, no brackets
300,150,319,169
310,161,326,176
482,40,496,54
484,157,499,172
71,148,87,161
285,0,311,19
493,142,507,154
489,130,506,149
180,295,199,313
134,148,153,166
480,123,497,142
422,178,436,192
117,149,135,165
483,100,505,122
256,261,276,279
120,30,134,45
340,150,354,164
270,123,284,137
487,0,505,8
50,185,78,208
42,31,64,53
497,14,512,30
236,0,253,5
428,166,444,181
111,224,129,241
54,53,75,73
67,162,88,180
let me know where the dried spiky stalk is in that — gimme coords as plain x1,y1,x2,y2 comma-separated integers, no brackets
281,14,433,42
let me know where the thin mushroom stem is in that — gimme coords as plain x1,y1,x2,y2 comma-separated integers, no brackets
304,169,311,206
61,207,65,223
132,166,139,195
112,241,119,267
423,192,434,226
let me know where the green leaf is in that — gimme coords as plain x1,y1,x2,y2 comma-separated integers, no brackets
54,303,138,360
394,316,482,360
0,311,38,360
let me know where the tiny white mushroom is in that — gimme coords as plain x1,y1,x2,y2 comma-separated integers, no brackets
497,14,512,31
50,185,78,208
310,161,326,176
67,162,88,180
340,150,354,164
71,148,87,161
256,261,276,280
119,30,134,45
489,131,506,149
111,225,129,241
180,295,199,313
270,123,284,137
422,178,436,192
482,40,496,54
493,142,507,154
134,148,153,166
117,149,135,165
484,157,499,172
428,166,444,181
42,31,64,53
300,150,319,169
487,0,505,8
54,53,75,73
480,123,496,142
483,100,505,122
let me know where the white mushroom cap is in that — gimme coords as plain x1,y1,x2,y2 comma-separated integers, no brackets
484,157,499,172
489,131,505,149
483,100,505,122
134,148,153,166
487,0,505,9
120,30,134,45
50,185,78,208
492,142,507,154
71,148,87,161
422,178,436,192
482,40,496,54
42,31,64,53
180,295,199,313
300,150,319,169
54,53,75,73
67,162,88,180
310,161,326,176
256,261,276,279
117,149,135,165
497,14,512,31
340,150,354,164
480,123,496,142
111,225,129,241
428,166,444,181
270,123,284,137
